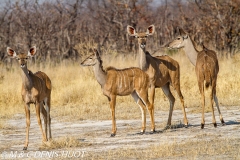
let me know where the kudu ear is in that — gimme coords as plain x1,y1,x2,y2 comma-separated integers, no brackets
146,24,155,36
28,46,37,57
7,47,17,58
127,25,136,36
178,28,188,39
93,48,100,58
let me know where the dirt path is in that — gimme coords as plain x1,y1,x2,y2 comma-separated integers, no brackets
1,106,240,159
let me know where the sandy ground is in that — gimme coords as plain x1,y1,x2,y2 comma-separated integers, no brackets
1,106,240,159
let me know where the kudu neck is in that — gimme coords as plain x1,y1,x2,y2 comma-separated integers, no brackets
183,37,198,66
21,67,33,90
93,60,107,87
138,46,148,71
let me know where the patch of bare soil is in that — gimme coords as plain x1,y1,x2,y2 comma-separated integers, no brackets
1,106,240,159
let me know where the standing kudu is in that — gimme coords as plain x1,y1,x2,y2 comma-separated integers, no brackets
166,28,225,128
81,49,154,136
127,25,188,129
7,46,52,150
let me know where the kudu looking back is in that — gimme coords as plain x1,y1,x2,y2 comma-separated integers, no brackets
81,49,154,136
166,28,225,128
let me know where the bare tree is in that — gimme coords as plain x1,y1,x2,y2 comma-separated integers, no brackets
0,0,239,63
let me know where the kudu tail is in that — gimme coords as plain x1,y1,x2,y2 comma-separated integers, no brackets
204,55,211,89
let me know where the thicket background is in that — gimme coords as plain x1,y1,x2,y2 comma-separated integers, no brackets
0,0,239,64
0,1,240,158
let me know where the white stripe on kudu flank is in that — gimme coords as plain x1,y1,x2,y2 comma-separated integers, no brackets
139,71,141,87
122,71,127,88
125,71,130,89
118,71,122,89
131,69,135,87
121,71,124,89
141,71,145,89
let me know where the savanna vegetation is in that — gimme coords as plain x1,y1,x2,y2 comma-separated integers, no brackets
0,0,239,159
0,0,239,62
0,0,239,117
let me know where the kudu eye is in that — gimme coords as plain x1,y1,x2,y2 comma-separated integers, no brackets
177,37,181,40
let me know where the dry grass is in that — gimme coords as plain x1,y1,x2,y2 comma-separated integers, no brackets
0,120,5,129
39,137,87,150
0,50,240,123
38,134,240,159
1,50,240,159
84,138,240,159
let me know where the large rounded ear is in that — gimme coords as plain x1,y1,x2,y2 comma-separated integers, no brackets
7,47,17,58
28,46,37,57
146,25,155,35
127,25,136,36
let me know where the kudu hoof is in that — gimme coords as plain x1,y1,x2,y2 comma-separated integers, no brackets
140,131,145,135
150,129,156,134
201,123,204,129
184,123,188,128
110,133,116,137
213,123,217,128
221,120,226,126
23,147,27,150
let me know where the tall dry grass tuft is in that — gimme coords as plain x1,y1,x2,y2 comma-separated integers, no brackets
0,49,240,123
39,136,85,150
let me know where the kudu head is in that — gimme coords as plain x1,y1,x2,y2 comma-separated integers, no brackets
7,46,36,69
127,25,155,49
166,28,189,49
81,49,101,66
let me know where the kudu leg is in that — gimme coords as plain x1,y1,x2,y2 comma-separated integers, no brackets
210,89,217,127
36,102,47,142
199,82,205,129
23,104,30,150
148,85,155,109
138,90,155,132
162,83,175,129
40,103,48,140
213,91,225,125
148,86,156,132
171,71,188,127
131,91,147,134
171,86,188,127
44,97,52,140
109,95,117,137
